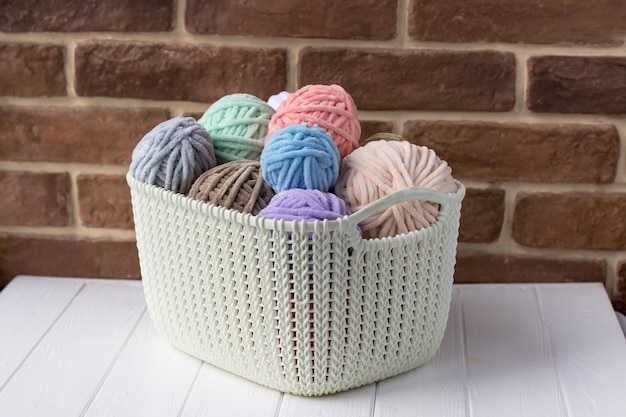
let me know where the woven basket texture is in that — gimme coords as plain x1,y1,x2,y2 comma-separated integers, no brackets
128,173,465,396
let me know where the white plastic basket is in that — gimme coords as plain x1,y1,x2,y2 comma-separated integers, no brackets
128,173,465,396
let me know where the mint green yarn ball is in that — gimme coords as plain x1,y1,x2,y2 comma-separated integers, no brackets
198,93,275,165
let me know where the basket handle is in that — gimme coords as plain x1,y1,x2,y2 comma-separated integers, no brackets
344,187,455,230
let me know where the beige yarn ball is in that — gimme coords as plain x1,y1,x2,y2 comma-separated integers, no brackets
188,160,275,215
335,140,456,239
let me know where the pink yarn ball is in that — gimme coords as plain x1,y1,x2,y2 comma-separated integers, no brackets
266,84,361,159
335,140,457,239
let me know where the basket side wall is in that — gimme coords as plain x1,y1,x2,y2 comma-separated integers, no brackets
130,181,462,395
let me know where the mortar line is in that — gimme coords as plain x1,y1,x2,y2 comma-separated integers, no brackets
0,161,129,174
67,170,81,229
396,0,409,47
496,183,517,248
3,159,621,192
64,40,77,97
3,95,623,127
613,120,626,184
605,257,619,297
174,0,186,34
458,241,626,260
0,224,137,240
514,50,529,113
1,31,626,56
286,45,299,91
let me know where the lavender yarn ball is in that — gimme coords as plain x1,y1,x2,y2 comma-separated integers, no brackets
130,117,216,194
259,189,352,221
260,123,340,193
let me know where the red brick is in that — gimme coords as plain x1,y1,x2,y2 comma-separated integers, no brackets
359,120,394,144
75,41,286,102
403,121,619,183
0,43,65,97
0,234,140,287
186,0,396,40
459,188,505,243
408,0,626,45
0,106,169,165
299,48,515,111
528,56,626,115
455,251,606,284
513,192,626,250
77,174,133,229
0,171,70,227
0,0,173,32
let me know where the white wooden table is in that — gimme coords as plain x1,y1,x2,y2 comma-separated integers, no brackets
1,275,625,417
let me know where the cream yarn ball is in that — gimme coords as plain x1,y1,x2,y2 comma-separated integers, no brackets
335,140,456,239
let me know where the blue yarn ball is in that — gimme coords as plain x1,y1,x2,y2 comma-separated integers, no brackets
130,117,216,194
260,123,340,193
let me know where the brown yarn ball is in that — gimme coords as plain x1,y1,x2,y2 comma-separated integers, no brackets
188,160,275,215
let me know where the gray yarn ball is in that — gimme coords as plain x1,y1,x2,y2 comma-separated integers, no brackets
130,117,216,194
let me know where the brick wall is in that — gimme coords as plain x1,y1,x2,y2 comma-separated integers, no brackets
1,1,625,310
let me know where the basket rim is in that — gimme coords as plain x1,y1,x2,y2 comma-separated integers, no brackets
127,172,465,241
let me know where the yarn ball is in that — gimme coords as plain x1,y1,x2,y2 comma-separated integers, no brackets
188,160,274,215
267,84,361,159
267,91,290,111
335,140,457,239
260,123,340,193
130,117,216,194
198,93,275,164
259,189,352,222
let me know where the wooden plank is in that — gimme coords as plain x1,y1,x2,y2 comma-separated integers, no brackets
179,363,282,417
0,280,146,417
374,286,469,416
0,276,84,388
537,283,626,417
461,285,568,417
278,383,376,417
2,278,624,417
82,312,203,417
